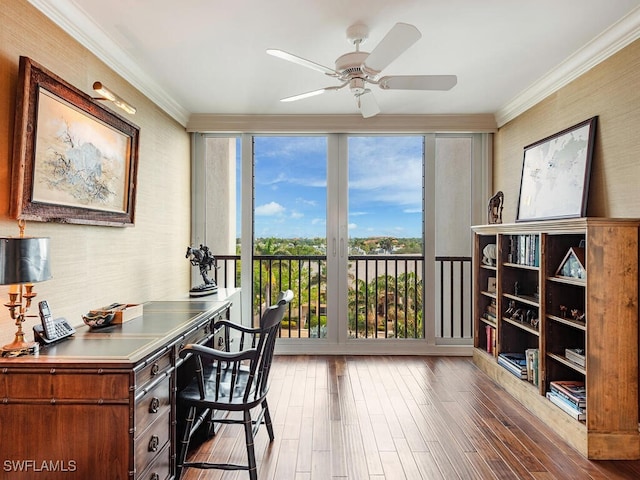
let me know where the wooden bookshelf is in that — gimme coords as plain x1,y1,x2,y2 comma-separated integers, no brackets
472,218,640,459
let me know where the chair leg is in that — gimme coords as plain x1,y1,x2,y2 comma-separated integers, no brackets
262,399,275,442
243,409,258,480
205,407,217,437
176,406,197,480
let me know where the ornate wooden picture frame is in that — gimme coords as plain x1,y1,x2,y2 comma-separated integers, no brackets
10,56,139,227
516,117,597,222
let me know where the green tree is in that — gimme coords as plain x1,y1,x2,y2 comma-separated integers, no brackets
254,238,290,309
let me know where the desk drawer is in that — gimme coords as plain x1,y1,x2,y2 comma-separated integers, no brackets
136,349,172,392
135,375,171,434
177,320,213,352
135,409,170,475
0,368,130,401
137,441,171,480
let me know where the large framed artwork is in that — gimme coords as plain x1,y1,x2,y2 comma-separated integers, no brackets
516,116,597,222
10,56,140,227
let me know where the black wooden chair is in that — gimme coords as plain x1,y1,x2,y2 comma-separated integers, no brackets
176,290,293,480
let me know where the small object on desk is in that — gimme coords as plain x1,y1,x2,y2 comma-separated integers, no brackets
82,311,116,329
85,303,142,327
186,244,219,297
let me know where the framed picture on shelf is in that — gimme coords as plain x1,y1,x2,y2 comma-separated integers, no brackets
10,56,140,227
516,116,597,222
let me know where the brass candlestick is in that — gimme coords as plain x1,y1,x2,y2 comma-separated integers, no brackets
2,284,38,354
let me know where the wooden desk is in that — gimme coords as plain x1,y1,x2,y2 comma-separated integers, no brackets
0,292,237,480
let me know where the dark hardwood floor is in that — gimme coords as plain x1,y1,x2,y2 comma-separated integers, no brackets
181,355,640,479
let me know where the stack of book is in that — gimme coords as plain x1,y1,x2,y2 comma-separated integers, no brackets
525,348,539,386
547,380,586,421
498,352,527,379
485,325,496,355
507,234,540,267
565,348,585,367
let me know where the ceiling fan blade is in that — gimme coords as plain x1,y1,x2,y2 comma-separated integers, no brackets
281,88,328,103
362,23,421,75
267,49,339,77
379,75,458,91
356,90,380,118
280,84,345,103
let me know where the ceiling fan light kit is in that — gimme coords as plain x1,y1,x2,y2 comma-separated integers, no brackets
267,22,457,118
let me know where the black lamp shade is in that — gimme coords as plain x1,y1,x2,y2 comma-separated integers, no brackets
0,237,52,285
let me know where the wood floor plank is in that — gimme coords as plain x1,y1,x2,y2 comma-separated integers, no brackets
181,356,640,480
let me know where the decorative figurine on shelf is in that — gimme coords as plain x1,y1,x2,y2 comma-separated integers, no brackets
505,300,516,316
185,244,218,297
482,243,497,266
487,191,504,224
514,281,521,296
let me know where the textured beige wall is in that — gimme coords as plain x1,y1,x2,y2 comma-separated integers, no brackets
494,39,640,223
0,0,191,345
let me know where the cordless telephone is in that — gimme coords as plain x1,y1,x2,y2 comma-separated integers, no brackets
33,300,75,344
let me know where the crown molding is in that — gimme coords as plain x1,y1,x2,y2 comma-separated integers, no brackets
186,114,497,133
495,6,640,128
27,0,190,126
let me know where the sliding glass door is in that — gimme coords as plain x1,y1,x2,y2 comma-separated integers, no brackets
192,132,489,354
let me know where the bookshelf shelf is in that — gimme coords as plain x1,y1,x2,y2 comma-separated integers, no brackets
547,314,586,331
479,314,496,326
502,316,540,335
480,264,497,271
504,262,539,271
547,352,587,375
472,218,640,460
503,292,539,307
547,276,586,287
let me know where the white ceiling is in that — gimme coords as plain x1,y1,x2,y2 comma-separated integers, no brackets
30,0,640,127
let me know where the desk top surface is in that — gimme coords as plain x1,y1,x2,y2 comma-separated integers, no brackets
0,290,238,367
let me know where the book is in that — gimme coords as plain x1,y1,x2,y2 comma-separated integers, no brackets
485,325,494,354
565,348,585,367
525,348,538,383
498,356,527,379
498,353,527,379
546,391,586,421
499,352,527,368
550,380,586,408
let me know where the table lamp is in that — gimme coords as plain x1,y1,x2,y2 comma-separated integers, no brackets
0,223,51,356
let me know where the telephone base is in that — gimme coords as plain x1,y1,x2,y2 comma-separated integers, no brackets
33,318,75,346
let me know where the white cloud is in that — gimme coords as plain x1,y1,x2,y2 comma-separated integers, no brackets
291,210,304,219
348,223,357,230
255,201,285,216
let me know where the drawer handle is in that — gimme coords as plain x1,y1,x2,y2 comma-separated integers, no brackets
148,435,159,452
149,397,160,413
150,363,160,376
150,474,160,480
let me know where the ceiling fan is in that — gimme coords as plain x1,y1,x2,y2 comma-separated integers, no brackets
267,22,457,118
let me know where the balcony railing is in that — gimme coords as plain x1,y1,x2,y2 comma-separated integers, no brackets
212,254,471,342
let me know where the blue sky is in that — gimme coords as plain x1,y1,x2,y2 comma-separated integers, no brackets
239,136,424,239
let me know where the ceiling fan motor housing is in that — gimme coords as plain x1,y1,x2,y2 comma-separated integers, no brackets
335,51,372,84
